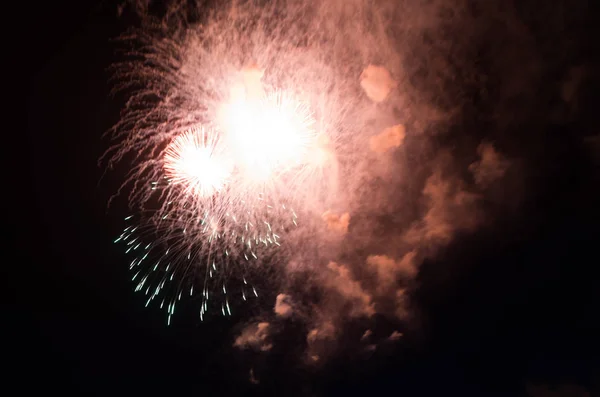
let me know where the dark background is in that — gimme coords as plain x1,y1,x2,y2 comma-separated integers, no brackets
18,0,599,395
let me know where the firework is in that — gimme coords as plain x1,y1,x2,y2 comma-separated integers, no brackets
104,0,387,322
163,126,232,198
117,145,303,322
114,89,316,322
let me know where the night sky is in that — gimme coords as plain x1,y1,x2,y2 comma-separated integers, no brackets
19,0,599,395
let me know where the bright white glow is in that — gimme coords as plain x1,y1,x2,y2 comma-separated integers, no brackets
164,127,231,197
219,91,316,181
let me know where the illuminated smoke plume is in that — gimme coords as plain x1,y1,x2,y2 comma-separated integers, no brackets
404,165,481,245
360,329,372,341
367,252,417,288
369,124,406,154
108,0,526,369
306,320,337,363
469,143,510,188
274,293,293,318
322,262,375,318
321,211,351,235
234,322,273,352
360,64,397,103
249,368,260,384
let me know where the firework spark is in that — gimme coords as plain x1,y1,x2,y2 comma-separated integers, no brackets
116,203,293,323
163,126,231,198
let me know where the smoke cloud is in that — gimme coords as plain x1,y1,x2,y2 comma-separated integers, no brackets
370,124,406,154
322,211,351,235
388,330,403,341
469,143,510,188
360,64,396,103
322,262,375,318
274,293,293,318
405,168,482,246
367,252,417,288
306,320,337,363
234,322,273,352
113,0,572,375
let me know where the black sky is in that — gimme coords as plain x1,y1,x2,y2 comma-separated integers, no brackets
18,0,599,395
